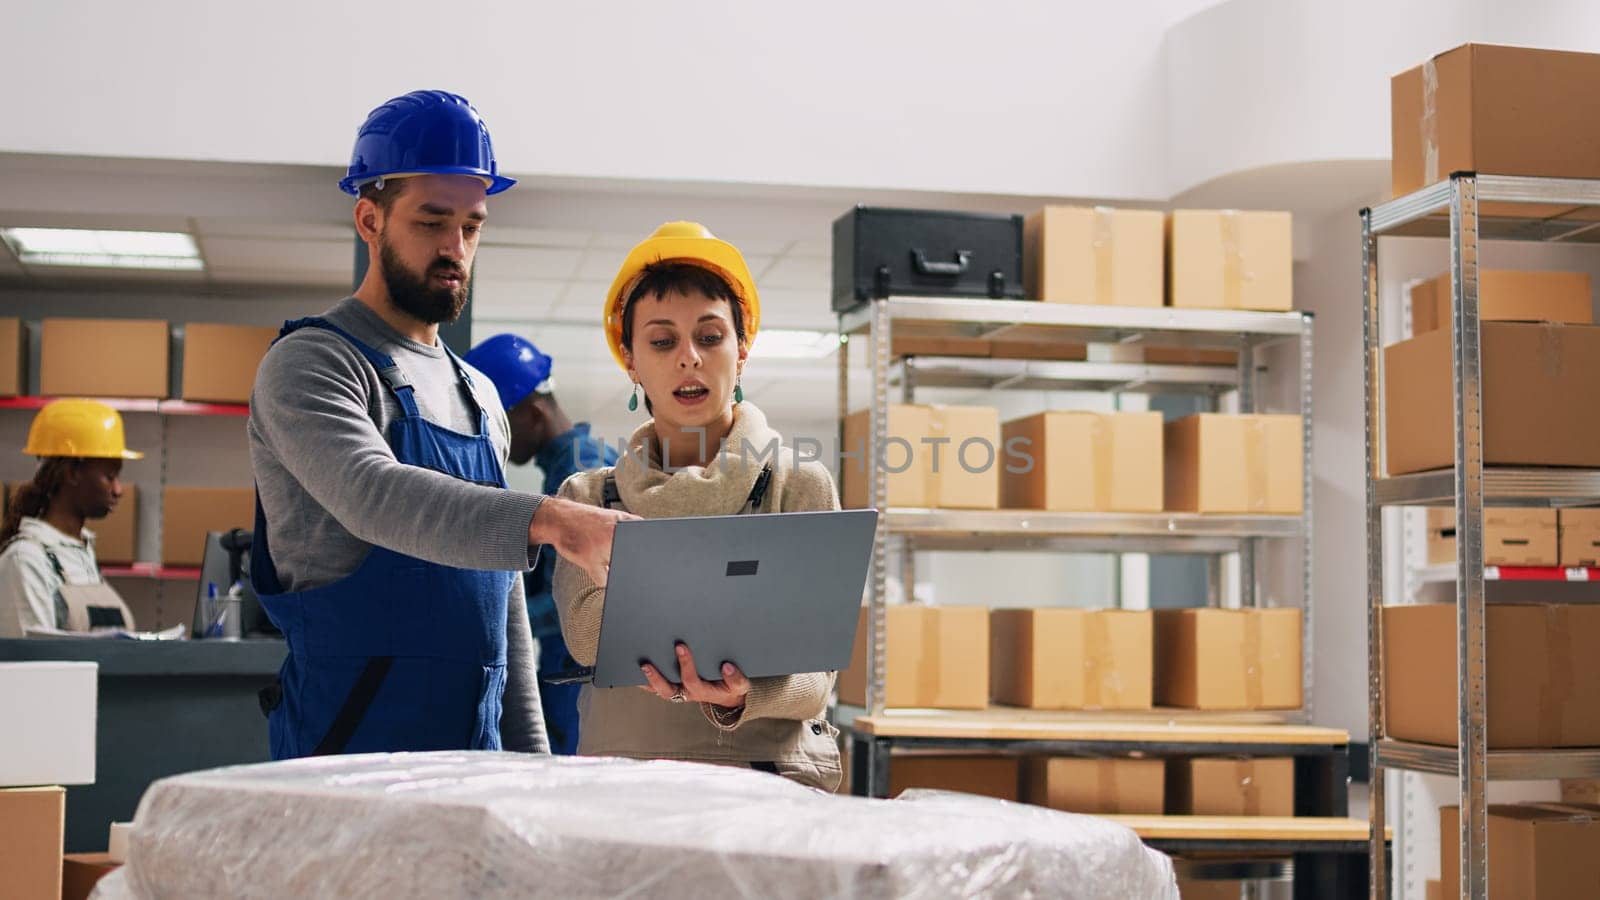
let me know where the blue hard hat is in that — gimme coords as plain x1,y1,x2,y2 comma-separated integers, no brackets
339,90,516,196
465,334,553,411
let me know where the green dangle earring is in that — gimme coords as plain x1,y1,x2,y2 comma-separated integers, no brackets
734,377,744,404
628,383,639,412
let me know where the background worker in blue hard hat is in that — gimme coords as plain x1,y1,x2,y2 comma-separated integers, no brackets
248,90,635,761
465,333,618,755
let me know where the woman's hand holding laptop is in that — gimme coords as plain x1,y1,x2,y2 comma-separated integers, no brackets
640,642,750,711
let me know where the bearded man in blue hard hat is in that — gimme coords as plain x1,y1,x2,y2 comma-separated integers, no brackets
248,90,636,760
465,334,618,755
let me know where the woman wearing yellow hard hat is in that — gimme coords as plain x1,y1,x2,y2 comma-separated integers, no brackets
0,399,141,638
553,221,845,790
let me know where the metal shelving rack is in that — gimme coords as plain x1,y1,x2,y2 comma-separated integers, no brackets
1362,173,1600,900
837,295,1314,722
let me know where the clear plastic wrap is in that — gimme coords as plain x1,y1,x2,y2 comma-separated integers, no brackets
93,752,1176,899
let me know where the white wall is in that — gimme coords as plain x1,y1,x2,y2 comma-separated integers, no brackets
4,0,1224,200
10,1,1600,208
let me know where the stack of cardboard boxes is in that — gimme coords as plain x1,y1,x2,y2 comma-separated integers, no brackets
1381,269,1600,751
841,404,1303,517
838,605,1302,715
1437,802,1600,899
1024,204,1292,314
0,662,98,900
19,320,270,584
1384,50,1600,897
36,318,275,404
1424,506,1600,569
1384,270,1600,477
887,748,1297,820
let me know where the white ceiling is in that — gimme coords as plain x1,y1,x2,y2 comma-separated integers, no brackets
0,151,1388,433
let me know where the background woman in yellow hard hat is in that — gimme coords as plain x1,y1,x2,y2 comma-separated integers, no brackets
0,399,141,638
552,222,846,790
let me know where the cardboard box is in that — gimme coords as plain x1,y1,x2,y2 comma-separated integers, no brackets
1178,882,1246,900
40,318,169,399
1392,44,1600,198
1409,270,1593,337
1022,757,1164,814
161,486,254,566
837,606,989,710
1001,412,1162,513
1442,803,1600,900
888,755,1018,801
0,318,23,397
1164,414,1303,514
1167,210,1293,312
1384,322,1600,475
1024,206,1164,307
841,405,999,511
93,484,138,565
1167,757,1295,817
1385,604,1600,748
931,405,1001,509
1560,509,1600,567
1425,507,1558,567
0,662,96,786
62,853,120,900
1154,608,1302,710
7,479,137,565
990,609,1152,710
0,786,65,900
987,339,1090,361
1563,780,1600,807
181,323,276,404
890,336,992,358
1143,347,1239,366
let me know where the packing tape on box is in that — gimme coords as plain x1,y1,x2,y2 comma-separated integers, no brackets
1091,415,1115,512
927,408,947,507
1097,758,1117,812
1220,210,1244,309
1422,59,1440,185
1083,611,1116,708
1244,417,1269,513
1540,322,1565,379
1092,206,1116,306
1236,759,1261,816
1242,611,1265,709
1538,606,1577,748
920,608,943,705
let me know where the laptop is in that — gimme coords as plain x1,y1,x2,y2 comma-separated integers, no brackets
584,508,878,689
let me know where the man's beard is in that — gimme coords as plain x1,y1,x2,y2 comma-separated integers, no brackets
379,238,470,325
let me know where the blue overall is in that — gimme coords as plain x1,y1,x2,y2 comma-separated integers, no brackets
253,317,516,760
530,424,617,754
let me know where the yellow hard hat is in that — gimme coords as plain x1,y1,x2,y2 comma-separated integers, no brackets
23,399,144,460
603,221,761,372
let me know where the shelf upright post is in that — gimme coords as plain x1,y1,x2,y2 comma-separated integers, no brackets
900,357,917,603
1361,207,1389,900
1299,314,1315,725
1450,174,1489,900
867,298,893,718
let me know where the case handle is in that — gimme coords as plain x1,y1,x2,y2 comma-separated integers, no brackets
911,248,971,276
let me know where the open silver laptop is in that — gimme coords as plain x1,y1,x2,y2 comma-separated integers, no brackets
580,509,877,689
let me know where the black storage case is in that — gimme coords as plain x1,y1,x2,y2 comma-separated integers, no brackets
831,206,1025,313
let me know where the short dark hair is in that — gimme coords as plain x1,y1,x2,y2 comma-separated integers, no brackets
619,261,747,356
357,177,408,212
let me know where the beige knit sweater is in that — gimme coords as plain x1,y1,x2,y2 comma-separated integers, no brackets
554,402,843,790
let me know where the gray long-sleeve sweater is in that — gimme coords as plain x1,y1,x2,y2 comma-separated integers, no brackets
248,297,547,753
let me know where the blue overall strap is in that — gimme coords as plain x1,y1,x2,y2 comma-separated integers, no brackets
277,317,421,417
440,342,490,432
253,317,424,595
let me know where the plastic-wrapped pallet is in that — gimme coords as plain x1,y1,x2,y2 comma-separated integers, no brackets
92,752,1176,899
